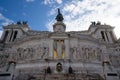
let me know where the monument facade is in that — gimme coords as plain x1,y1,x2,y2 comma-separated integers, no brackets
0,9,120,80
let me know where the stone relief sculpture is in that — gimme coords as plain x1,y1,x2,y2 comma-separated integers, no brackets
6,49,17,62
71,46,85,59
109,55,120,67
85,47,89,59
70,45,102,61
40,47,48,59
17,48,27,60
17,48,22,60
87,48,92,60
70,47,77,59
0,53,8,68
76,47,82,59
17,48,22,58
34,45,44,58
16,44,49,61
82,47,87,59
28,48,34,59
34,45,49,59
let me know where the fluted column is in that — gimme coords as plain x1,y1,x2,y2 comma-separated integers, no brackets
1,30,6,40
103,31,108,42
65,39,70,59
6,30,12,42
10,31,15,42
49,39,54,59
107,31,113,43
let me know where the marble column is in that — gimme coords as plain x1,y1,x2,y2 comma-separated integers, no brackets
103,31,108,42
10,31,15,42
6,30,12,42
56,40,62,59
65,39,70,59
107,31,113,43
49,39,54,59
1,30,6,40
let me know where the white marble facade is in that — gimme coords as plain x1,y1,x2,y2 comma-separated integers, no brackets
0,10,120,80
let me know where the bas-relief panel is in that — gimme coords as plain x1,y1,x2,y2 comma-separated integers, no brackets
70,44,102,61
0,52,8,68
109,54,120,68
12,44,49,61
14,43,102,61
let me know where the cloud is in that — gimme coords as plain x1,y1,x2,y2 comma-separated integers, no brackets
43,0,54,5
46,19,55,31
56,0,62,4
43,0,62,5
47,0,120,38
0,13,13,26
26,0,35,2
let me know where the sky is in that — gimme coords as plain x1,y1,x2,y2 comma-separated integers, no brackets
0,0,120,38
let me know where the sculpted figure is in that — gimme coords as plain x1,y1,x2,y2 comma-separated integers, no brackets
17,48,24,60
76,47,81,59
34,45,43,59
91,21,96,25
71,47,77,59
23,48,30,59
97,48,102,61
0,53,8,68
29,48,34,59
41,47,49,59
55,8,64,21
85,48,89,59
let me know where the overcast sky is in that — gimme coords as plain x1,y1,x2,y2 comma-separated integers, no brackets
0,0,120,38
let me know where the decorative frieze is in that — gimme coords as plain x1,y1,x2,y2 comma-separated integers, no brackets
15,44,49,61
70,46,102,61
